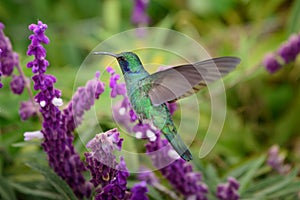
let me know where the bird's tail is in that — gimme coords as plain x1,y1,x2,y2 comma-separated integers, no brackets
164,132,193,161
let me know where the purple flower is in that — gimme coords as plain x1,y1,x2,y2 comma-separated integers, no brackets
95,157,131,200
131,0,150,26
130,181,149,200
19,100,38,120
263,33,300,73
262,53,281,74
0,22,18,77
0,22,23,91
27,20,93,198
278,34,300,64
267,145,291,175
216,177,240,200
85,128,123,187
107,67,126,97
166,102,178,116
132,123,156,140
27,21,49,74
10,74,25,94
28,21,50,44
24,130,44,141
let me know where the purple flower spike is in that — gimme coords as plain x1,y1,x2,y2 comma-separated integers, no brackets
263,53,281,73
86,128,123,164
267,145,291,175
263,33,300,73
27,20,93,198
10,74,25,94
27,21,49,74
216,177,240,200
0,22,18,77
85,128,124,187
131,181,149,200
131,0,150,26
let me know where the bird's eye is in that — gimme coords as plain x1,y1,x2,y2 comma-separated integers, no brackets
118,57,130,72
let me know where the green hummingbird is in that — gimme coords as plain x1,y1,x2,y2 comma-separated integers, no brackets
94,51,240,161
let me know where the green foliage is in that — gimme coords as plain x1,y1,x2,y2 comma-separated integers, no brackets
26,162,78,200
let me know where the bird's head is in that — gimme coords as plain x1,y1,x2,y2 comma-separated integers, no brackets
93,51,143,74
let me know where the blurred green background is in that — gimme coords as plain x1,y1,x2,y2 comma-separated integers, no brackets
0,0,300,199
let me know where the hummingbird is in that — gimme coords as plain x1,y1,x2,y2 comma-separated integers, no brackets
94,51,240,161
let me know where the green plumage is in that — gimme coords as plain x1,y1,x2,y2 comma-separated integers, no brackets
94,51,240,161
117,52,193,161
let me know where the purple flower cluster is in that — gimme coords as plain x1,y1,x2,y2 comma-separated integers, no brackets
95,157,131,200
263,33,300,73
0,22,17,77
26,20,110,198
0,22,26,93
267,145,291,175
131,0,150,26
10,74,25,94
216,177,240,200
85,128,123,187
85,128,132,199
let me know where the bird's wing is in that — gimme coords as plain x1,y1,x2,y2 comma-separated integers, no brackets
143,57,240,106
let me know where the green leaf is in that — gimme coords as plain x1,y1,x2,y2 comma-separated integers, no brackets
227,155,265,179
267,180,300,199
0,176,17,200
146,185,164,200
202,163,220,190
288,0,300,34
102,0,120,32
245,175,283,193
253,169,299,197
8,181,61,199
26,162,78,200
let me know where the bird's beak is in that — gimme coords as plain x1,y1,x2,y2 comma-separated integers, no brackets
93,52,120,58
